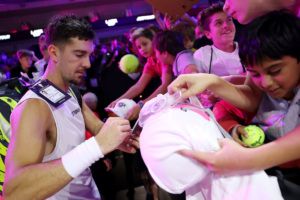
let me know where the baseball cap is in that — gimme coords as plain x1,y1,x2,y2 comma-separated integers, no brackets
139,92,184,127
106,99,137,118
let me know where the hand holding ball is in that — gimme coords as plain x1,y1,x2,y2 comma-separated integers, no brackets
119,54,139,74
241,125,265,147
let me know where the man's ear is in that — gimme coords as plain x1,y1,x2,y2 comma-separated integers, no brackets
204,30,212,40
48,44,59,63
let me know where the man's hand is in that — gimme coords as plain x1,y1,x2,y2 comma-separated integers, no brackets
118,134,139,154
95,117,130,155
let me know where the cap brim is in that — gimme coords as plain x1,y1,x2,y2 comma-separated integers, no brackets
105,107,121,117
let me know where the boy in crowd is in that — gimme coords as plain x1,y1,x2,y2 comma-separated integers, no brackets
153,30,198,77
193,3,245,83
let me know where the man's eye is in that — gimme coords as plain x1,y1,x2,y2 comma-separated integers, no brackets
76,54,84,58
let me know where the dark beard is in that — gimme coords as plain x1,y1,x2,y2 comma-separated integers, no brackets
70,80,80,86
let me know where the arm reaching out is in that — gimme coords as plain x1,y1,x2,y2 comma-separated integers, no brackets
180,125,300,172
168,73,260,113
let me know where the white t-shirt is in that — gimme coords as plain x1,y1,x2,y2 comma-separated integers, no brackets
34,58,47,79
173,50,195,77
193,43,244,76
139,94,283,200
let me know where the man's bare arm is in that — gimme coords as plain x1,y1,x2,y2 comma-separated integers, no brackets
4,98,131,199
82,101,103,136
4,99,73,199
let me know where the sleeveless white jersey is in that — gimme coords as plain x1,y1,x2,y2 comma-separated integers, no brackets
18,89,100,200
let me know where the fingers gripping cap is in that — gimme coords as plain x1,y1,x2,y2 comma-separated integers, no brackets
107,99,137,118
139,92,184,127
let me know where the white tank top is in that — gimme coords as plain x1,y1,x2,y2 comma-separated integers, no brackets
18,89,100,200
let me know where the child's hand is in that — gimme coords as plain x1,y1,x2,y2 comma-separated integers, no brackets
125,104,141,121
168,73,217,99
179,138,251,173
231,125,249,147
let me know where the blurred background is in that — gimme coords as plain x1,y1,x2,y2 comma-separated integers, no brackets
0,0,213,52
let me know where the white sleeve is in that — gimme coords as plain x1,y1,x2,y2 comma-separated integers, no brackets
174,51,196,76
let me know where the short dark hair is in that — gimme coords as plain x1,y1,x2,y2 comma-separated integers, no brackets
239,11,300,67
45,14,95,47
172,22,195,43
130,27,155,43
152,30,185,56
199,3,224,31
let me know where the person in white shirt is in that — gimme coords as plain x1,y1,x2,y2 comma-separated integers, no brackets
194,3,245,84
153,30,197,77
35,34,50,79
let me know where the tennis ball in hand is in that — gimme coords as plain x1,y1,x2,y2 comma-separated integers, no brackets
119,54,139,74
241,125,265,148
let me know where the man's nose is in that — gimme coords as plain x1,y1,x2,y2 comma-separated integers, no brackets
83,57,91,69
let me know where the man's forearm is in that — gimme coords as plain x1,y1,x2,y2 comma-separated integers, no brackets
4,160,72,200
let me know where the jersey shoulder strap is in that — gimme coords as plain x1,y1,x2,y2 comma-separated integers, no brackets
69,84,82,108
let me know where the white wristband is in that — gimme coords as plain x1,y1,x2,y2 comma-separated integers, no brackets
62,137,104,178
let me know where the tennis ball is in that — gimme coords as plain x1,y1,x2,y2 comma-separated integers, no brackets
119,54,139,74
241,125,265,148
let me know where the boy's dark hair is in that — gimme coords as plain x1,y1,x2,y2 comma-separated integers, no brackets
153,30,185,56
199,3,224,31
239,11,300,67
130,27,156,43
45,14,95,47
172,22,195,43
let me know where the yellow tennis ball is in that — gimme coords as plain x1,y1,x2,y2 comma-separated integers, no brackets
119,54,139,74
241,125,265,147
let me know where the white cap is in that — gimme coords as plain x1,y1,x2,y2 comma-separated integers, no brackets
107,99,137,118
139,92,183,127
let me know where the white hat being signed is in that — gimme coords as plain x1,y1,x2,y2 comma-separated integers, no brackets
106,99,137,118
